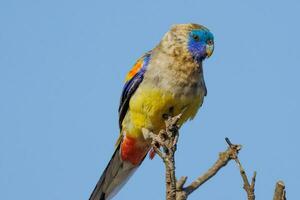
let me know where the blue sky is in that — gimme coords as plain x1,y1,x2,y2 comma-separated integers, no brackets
0,0,299,199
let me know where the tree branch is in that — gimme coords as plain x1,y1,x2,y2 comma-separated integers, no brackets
226,138,256,200
143,114,242,200
273,181,286,200
143,115,286,200
143,114,181,200
183,141,241,195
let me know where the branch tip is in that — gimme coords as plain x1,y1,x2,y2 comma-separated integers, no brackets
146,114,286,200
225,137,232,146
176,176,188,190
273,180,286,200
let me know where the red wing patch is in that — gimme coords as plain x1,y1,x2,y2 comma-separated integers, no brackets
121,136,149,165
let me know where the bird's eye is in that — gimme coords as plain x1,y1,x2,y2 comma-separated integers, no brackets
192,34,200,42
207,39,213,45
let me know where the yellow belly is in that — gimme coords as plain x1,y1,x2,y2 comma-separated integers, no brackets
122,87,203,139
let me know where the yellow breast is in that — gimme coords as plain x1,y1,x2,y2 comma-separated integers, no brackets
122,86,204,139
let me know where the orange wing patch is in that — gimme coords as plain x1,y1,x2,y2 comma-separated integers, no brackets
125,59,143,82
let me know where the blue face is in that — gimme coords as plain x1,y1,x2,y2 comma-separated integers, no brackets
188,29,214,62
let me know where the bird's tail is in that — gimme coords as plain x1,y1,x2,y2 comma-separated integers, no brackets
89,144,138,200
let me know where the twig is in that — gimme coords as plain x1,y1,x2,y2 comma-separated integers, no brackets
143,116,243,200
183,141,242,195
226,138,256,200
144,117,288,200
142,114,181,200
273,181,286,200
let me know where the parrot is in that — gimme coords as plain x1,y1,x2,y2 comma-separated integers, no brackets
89,23,214,200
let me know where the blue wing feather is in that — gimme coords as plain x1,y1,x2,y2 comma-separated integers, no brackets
118,52,151,129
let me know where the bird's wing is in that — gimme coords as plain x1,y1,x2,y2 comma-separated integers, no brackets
90,53,151,199
118,51,151,129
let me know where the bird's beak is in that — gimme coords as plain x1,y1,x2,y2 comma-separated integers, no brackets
206,44,214,58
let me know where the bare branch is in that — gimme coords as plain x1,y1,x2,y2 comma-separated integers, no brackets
227,137,256,200
273,181,286,200
176,176,187,190
144,118,245,200
142,114,181,200
183,141,241,195
144,117,287,200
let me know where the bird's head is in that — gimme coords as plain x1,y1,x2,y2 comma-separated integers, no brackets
161,23,214,63
187,26,214,62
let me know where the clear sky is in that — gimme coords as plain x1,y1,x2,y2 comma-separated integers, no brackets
0,0,299,199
